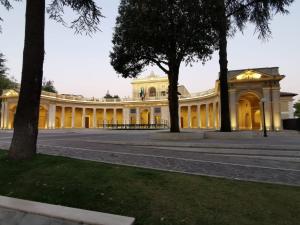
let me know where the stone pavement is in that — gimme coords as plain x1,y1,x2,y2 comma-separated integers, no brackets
0,129,300,186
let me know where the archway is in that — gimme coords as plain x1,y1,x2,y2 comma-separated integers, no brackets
140,109,150,125
38,105,48,129
8,105,17,129
238,92,261,130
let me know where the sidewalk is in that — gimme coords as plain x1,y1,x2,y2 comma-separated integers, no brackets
0,196,135,225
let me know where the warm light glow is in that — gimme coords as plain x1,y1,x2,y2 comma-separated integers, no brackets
236,71,262,80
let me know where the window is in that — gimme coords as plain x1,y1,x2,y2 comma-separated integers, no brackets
154,107,161,113
161,91,166,96
130,109,136,114
149,87,156,97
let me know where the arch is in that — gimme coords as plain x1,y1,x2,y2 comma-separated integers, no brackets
238,92,261,130
8,105,17,129
180,106,188,128
148,87,156,97
39,105,48,129
191,105,198,128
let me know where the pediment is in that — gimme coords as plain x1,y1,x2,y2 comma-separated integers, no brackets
2,89,19,97
230,70,273,81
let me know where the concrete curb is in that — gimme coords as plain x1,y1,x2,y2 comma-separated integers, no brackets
0,196,135,225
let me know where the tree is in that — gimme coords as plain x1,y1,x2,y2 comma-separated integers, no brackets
210,0,294,132
110,0,216,132
42,78,57,93
294,102,300,118
3,0,102,160
0,53,17,126
0,53,17,93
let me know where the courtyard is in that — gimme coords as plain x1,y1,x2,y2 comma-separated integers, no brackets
0,129,299,186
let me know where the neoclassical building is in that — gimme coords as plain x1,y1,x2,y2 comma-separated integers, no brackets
0,67,297,131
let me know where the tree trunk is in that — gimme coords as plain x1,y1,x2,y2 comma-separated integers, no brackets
8,0,45,160
218,0,231,132
167,64,180,133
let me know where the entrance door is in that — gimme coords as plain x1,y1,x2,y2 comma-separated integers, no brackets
85,117,90,128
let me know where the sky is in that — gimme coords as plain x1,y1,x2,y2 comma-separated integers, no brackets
0,0,299,100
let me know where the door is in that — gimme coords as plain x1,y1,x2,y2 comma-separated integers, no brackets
85,117,90,128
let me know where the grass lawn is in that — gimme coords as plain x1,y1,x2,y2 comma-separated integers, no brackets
0,150,299,225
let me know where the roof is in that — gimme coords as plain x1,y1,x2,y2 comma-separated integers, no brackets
280,92,298,97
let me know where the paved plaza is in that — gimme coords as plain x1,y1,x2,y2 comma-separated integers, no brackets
0,129,300,186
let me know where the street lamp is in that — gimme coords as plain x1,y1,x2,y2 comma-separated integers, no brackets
261,98,268,137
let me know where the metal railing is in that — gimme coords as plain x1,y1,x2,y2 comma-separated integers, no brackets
104,123,169,130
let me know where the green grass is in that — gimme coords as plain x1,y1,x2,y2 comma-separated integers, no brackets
0,150,299,225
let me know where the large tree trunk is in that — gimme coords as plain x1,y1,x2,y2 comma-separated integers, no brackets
8,0,45,160
218,0,231,132
167,64,180,133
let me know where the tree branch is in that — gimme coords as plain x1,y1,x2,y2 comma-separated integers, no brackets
150,58,169,74
226,0,261,18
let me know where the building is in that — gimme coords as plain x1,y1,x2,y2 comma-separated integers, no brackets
0,67,297,131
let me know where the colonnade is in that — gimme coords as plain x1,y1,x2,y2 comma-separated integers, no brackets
179,102,219,129
52,106,125,129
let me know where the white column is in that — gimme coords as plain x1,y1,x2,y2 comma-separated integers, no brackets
93,108,97,128
61,106,65,128
0,101,4,129
103,108,107,125
150,107,155,124
213,102,216,129
48,104,56,129
113,108,117,124
272,88,282,130
187,106,191,128
123,108,127,124
205,104,209,128
263,88,272,130
197,105,200,128
71,107,75,128
178,105,181,128
82,108,86,128
229,89,237,130
136,108,140,124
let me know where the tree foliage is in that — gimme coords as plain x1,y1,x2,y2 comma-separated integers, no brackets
42,78,57,93
294,102,300,118
0,53,17,94
111,0,216,132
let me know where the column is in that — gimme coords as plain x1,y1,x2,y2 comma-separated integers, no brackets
213,102,217,129
71,107,75,128
205,104,209,128
61,106,65,128
136,107,140,124
197,105,200,128
150,107,155,124
0,101,4,128
187,106,191,128
48,104,56,129
178,106,181,128
93,108,97,128
229,89,237,130
4,102,9,129
272,88,281,130
103,108,107,125
113,108,117,124
263,88,272,131
82,108,86,128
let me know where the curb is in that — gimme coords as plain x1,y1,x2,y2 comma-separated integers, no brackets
0,196,135,225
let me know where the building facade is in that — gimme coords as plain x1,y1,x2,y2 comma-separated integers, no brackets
0,67,297,131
